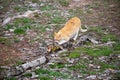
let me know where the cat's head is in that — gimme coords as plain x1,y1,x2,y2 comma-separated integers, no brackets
54,32,67,45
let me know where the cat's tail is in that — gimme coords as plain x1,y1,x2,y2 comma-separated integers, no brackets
80,25,88,32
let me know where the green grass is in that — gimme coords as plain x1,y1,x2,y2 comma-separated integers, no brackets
68,62,87,70
68,52,81,58
89,26,103,34
5,24,14,30
4,18,32,35
31,0,40,3
49,63,65,68
23,72,32,77
38,76,52,80
14,6,27,12
14,18,32,25
0,37,8,43
41,5,54,11
113,41,120,51
101,34,118,42
51,17,66,24
35,68,68,78
96,60,120,70
69,9,84,16
72,46,113,57
4,77,17,80
14,28,25,34
58,0,69,7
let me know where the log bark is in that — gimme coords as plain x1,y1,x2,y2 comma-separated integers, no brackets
4,56,47,78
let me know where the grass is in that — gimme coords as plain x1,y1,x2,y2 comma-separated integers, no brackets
4,77,17,80
51,16,66,24
35,68,69,78
49,63,65,68
71,45,114,57
41,5,54,11
14,28,25,34
14,6,27,12
68,52,81,58
95,60,120,70
38,76,52,80
23,72,32,77
14,18,33,25
101,34,118,42
0,37,8,43
58,0,70,7
6,18,33,35
88,26,103,34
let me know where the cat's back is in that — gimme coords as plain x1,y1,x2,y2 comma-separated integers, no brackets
61,17,81,32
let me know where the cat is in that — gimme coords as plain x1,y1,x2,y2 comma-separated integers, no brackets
54,17,87,45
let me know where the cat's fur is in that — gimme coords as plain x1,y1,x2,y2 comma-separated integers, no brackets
54,17,87,45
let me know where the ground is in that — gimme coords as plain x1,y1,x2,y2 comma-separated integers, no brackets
0,0,120,80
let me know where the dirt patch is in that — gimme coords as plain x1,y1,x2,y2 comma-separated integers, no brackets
0,44,23,66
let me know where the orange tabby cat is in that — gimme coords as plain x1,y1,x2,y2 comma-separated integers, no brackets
54,17,87,45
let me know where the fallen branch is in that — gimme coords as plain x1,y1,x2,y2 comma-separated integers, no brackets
3,56,47,78
2,10,38,26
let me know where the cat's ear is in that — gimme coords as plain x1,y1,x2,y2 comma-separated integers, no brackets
54,32,57,35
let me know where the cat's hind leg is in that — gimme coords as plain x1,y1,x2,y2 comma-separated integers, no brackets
73,32,79,41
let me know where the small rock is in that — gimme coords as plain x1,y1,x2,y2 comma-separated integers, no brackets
86,75,96,79
29,3,38,8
